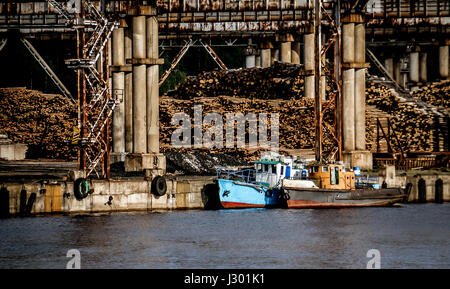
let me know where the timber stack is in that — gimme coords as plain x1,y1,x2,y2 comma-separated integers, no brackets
411,80,450,108
0,63,447,163
162,63,448,160
0,87,77,160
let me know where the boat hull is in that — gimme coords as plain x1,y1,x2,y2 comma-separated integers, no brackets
284,187,408,209
217,179,284,209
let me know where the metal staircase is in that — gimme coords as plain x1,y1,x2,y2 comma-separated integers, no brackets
48,0,119,178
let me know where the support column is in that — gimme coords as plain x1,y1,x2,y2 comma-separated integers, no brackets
132,16,147,154
271,48,279,65
280,42,291,63
342,23,355,152
146,16,159,155
245,47,256,68
126,7,165,174
112,27,125,155
409,51,419,86
125,24,133,153
384,57,394,78
439,45,449,79
291,41,300,65
280,33,293,63
419,52,427,83
394,58,401,84
343,69,355,152
354,23,366,151
304,33,314,98
260,48,271,68
400,58,408,88
255,51,261,67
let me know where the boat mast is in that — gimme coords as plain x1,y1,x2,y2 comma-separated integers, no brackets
314,0,322,163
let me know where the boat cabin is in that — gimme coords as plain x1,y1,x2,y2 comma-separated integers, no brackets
307,164,356,190
254,154,308,187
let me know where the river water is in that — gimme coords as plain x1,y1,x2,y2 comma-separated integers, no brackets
0,203,449,269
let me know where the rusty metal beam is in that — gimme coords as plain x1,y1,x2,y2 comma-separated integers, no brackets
159,39,195,87
20,37,75,103
199,39,228,70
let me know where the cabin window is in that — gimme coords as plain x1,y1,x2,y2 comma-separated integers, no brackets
330,166,339,185
264,164,268,172
322,166,328,172
311,166,319,173
280,166,284,176
271,165,276,174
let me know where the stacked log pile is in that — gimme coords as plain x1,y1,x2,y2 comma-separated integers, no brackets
365,82,436,152
162,65,448,160
411,80,450,108
166,62,305,100
0,88,77,160
0,64,447,163
160,96,316,162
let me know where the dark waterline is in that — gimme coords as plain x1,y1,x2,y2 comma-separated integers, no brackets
0,203,449,269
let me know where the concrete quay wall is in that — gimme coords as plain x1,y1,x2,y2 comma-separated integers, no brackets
2,177,215,216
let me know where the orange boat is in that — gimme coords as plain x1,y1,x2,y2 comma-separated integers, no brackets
282,164,411,208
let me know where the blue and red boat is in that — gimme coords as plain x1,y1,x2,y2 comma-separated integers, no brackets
217,178,283,209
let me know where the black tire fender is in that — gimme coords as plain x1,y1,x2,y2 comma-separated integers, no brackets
74,178,89,200
151,176,167,196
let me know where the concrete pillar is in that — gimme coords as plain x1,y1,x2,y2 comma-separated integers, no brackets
342,23,355,152
246,55,255,68
304,33,314,98
305,76,315,99
280,41,291,63
112,27,125,153
304,34,314,71
409,51,419,83
271,48,279,65
261,48,271,68
96,50,104,74
394,58,401,83
132,16,147,154
321,76,326,101
439,45,449,79
343,23,355,64
385,58,394,78
354,24,365,64
355,69,366,151
354,23,366,151
291,41,300,65
419,52,427,83
255,52,261,67
343,69,355,152
125,25,133,153
146,16,159,154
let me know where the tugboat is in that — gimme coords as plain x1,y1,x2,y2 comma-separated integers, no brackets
282,163,412,208
216,168,284,209
215,152,304,209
